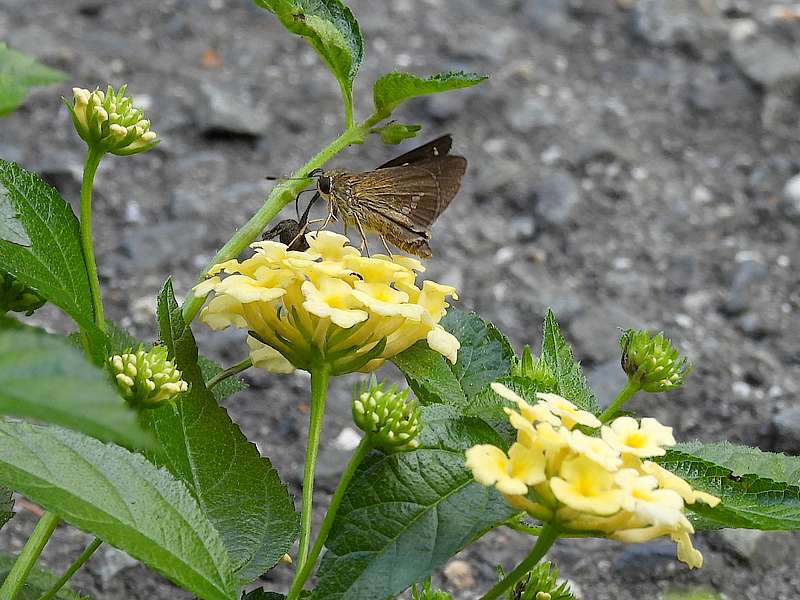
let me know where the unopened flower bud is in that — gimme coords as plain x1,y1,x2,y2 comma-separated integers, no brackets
620,329,691,393
65,85,158,156
512,345,556,389
509,562,575,600
352,377,422,451
411,580,452,600
108,345,188,408
0,271,46,316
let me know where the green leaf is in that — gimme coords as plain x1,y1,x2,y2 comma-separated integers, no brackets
656,441,800,530
392,309,514,410
0,486,12,530
0,186,30,246
252,0,362,106
419,404,507,451
371,122,421,145
539,310,599,414
372,71,487,119
0,43,67,118
0,552,88,599
312,425,516,600
144,280,298,585
0,161,106,361
0,421,237,600
0,327,151,448
242,591,286,600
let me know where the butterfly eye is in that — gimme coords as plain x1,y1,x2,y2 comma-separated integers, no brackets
318,176,331,195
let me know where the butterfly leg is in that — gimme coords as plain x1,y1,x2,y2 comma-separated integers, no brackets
317,204,335,233
379,235,394,257
353,215,370,256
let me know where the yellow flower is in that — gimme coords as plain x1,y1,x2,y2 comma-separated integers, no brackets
491,383,561,425
601,416,675,458
195,231,459,374
564,429,622,471
536,392,601,429
549,455,623,516
465,443,547,496
640,461,721,507
614,469,690,529
247,336,294,374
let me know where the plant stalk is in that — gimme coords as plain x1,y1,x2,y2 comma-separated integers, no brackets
37,538,102,600
79,148,106,333
287,436,371,599
0,511,60,600
206,358,252,390
480,524,559,600
294,362,331,574
598,379,640,423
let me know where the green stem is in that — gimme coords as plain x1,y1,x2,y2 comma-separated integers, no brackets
0,511,60,600
294,362,331,574
287,436,371,600
37,538,102,600
79,148,106,333
479,524,559,600
598,379,641,423
206,358,252,390
505,519,594,539
181,123,370,324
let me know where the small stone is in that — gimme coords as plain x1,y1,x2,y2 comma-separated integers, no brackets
719,529,800,568
770,406,800,453
782,174,800,221
721,259,768,316
426,93,467,121
732,380,752,399
443,559,475,590
89,545,139,584
615,540,680,580
195,79,270,137
762,88,800,136
633,0,726,57
534,171,581,226
332,427,361,451
730,24,800,88
506,96,559,134
522,0,581,40
586,360,629,408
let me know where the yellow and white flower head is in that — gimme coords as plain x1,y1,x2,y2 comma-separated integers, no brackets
465,382,720,570
194,231,460,374
65,85,158,156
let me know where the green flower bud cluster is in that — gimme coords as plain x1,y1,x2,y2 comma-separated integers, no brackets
512,345,556,389
109,345,188,408
620,329,691,393
352,378,422,451
0,271,46,316
505,562,575,600
411,580,452,600
65,85,158,156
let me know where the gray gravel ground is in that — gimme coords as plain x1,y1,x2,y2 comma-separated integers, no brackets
2,0,800,598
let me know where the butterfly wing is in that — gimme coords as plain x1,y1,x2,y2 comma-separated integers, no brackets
376,134,453,169
352,156,466,233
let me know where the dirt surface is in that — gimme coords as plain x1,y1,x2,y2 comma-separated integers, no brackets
2,0,800,598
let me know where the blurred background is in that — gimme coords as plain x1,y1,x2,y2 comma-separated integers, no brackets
2,0,799,598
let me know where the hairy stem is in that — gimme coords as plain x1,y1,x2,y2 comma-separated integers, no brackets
294,362,331,574
287,436,371,599
0,511,60,600
79,148,106,333
206,357,252,390
598,379,640,423
479,524,559,600
37,538,102,600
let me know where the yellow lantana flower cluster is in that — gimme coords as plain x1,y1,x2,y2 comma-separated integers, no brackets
465,383,720,569
194,231,460,374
